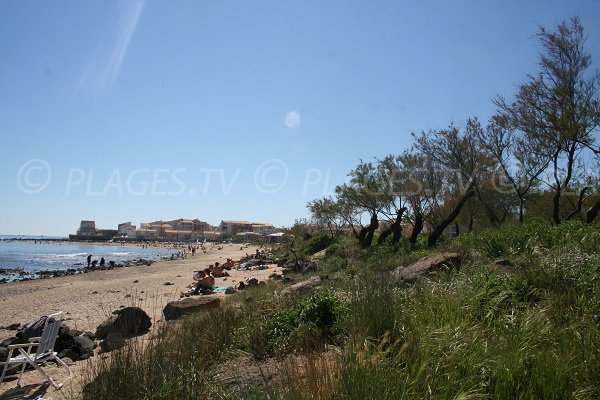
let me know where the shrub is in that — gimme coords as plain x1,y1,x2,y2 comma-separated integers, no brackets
262,290,347,354
305,233,334,255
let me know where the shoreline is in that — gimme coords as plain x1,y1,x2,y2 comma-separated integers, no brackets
0,240,230,283
0,243,279,338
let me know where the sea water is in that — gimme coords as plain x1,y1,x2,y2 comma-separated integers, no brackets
0,239,175,279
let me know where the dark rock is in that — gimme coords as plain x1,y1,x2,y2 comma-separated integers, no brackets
236,281,246,290
95,316,117,340
392,252,461,282
0,347,8,362
224,286,236,295
0,323,20,330
100,333,126,352
269,273,283,280
163,296,221,321
58,348,80,362
74,335,96,354
55,325,77,354
163,282,174,286
280,276,324,297
95,307,151,339
114,307,152,338
301,261,318,274
1,337,19,347
246,277,259,286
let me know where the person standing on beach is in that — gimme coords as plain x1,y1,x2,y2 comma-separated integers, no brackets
100,257,105,268
87,254,92,268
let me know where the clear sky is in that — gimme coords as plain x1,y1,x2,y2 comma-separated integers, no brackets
1,1,599,236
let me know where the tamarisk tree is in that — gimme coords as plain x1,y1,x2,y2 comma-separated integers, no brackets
494,17,600,224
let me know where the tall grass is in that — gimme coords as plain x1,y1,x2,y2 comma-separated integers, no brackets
81,221,600,399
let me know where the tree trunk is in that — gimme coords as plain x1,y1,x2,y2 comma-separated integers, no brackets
376,208,406,245
391,214,404,244
364,213,379,248
552,187,562,225
377,227,392,245
586,200,600,223
475,185,500,227
518,197,525,224
566,187,588,221
468,216,474,232
427,190,475,247
409,214,424,246
358,212,379,248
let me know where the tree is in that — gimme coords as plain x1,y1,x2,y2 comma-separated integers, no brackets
307,197,345,238
414,119,500,226
413,120,499,246
475,116,549,223
375,155,408,245
396,150,442,246
335,160,389,248
494,17,600,224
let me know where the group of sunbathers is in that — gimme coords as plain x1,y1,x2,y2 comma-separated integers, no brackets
183,259,237,296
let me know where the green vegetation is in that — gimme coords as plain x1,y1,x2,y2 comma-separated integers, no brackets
82,220,600,399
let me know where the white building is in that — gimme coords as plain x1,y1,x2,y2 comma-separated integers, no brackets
118,222,137,238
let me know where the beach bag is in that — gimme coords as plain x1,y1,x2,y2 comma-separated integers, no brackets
17,315,48,342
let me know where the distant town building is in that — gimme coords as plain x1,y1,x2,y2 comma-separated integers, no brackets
69,220,117,241
70,217,275,242
118,222,137,238
220,220,253,236
77,220,96,236
219,220,275,237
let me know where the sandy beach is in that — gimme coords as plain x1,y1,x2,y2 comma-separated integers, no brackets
0,243,282,398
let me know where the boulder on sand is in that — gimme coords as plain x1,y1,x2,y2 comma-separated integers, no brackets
95,307,152,339
100,333,126,353
163,296,221,321
392,252,461,282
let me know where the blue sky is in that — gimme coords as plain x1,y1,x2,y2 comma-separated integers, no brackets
1,1,599,235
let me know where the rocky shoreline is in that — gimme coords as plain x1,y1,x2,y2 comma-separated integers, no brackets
0,257,174,284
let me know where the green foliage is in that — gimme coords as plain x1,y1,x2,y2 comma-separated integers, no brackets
305,233,334,255
453,219,600,258
463,268,539,324
262,290,347,354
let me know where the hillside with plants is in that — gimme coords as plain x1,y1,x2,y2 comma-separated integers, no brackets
81,18,600,400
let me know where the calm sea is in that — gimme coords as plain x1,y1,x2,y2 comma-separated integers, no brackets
0,239,174,279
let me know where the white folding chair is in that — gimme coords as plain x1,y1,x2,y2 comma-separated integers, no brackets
0,312,73,389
